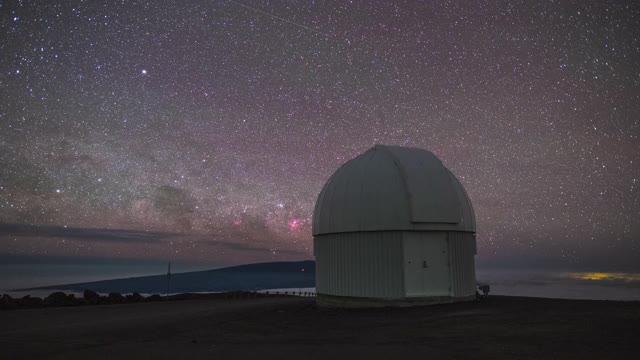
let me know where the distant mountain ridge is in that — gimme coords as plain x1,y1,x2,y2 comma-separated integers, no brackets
27,260,315,294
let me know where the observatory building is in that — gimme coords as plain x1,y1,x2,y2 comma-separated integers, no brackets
313,145,477,307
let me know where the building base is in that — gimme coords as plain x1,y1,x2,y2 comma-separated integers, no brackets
316,293,476,308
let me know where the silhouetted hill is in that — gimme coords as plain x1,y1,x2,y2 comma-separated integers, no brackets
27,260,315,294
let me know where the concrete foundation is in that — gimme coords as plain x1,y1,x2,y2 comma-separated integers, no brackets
317,293,477,308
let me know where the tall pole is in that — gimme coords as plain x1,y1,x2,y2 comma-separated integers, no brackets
166,261,171,299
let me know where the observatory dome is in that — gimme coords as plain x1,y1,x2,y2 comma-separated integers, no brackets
313,145,475,236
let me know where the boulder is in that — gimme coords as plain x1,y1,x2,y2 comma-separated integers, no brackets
45,292,69,306
108,292,125,304
127,292,143,302
19,295,43,308
66,293,82,306
1,294,17,310
83,289,100,304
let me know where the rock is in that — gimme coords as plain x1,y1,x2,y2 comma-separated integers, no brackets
170,293,199,301
29,296,43,306
108,292,125,304
1,294,17,310
83,289,100,304
67,294,82,306
19,295,43,308
127,292,143,302
45,292,69,306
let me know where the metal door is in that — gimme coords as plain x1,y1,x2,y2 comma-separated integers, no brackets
403,232,450,297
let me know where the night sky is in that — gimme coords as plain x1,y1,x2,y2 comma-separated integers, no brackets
1,1,638,270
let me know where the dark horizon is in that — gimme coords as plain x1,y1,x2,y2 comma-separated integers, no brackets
2,221,639,277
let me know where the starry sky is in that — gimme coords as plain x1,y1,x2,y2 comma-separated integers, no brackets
1,1,639,271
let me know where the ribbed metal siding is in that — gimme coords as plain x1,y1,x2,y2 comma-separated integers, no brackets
314,231,404,299
448,232,477,297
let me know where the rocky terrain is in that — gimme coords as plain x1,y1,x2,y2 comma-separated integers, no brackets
1,295,639,359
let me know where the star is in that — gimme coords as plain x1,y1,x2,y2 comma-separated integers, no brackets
0,0,637,271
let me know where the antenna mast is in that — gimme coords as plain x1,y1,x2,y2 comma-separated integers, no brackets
166,261,171,299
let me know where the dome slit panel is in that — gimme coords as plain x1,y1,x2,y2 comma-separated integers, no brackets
369,149,412,230
362,150,399,230
376,145,414,219
386,146,461,224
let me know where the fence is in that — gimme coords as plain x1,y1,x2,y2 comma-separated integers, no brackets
261,290,317,297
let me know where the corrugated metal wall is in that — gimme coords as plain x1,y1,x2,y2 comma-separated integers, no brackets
314,231,405,299
448,232,477,297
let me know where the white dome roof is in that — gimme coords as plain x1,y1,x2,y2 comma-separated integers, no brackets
313,145,475,236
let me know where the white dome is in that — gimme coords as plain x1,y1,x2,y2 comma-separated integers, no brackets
313,145,475,236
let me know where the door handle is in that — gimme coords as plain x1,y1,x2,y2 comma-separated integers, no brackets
422,260,429,268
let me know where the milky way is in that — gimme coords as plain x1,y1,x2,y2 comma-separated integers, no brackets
1,1,638,269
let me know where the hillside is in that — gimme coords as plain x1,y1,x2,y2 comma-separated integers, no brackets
27,260,315,294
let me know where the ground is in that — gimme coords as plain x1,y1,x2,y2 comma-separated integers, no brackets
1,295,639,359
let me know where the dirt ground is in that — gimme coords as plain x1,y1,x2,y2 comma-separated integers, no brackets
1,295,639,359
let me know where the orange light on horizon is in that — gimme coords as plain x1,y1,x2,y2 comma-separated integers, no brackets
567,272,640,281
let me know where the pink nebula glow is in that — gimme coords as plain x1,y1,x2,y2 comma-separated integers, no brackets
287,218,302,231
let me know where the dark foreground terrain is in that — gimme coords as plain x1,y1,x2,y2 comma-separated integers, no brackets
1,295,638,359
